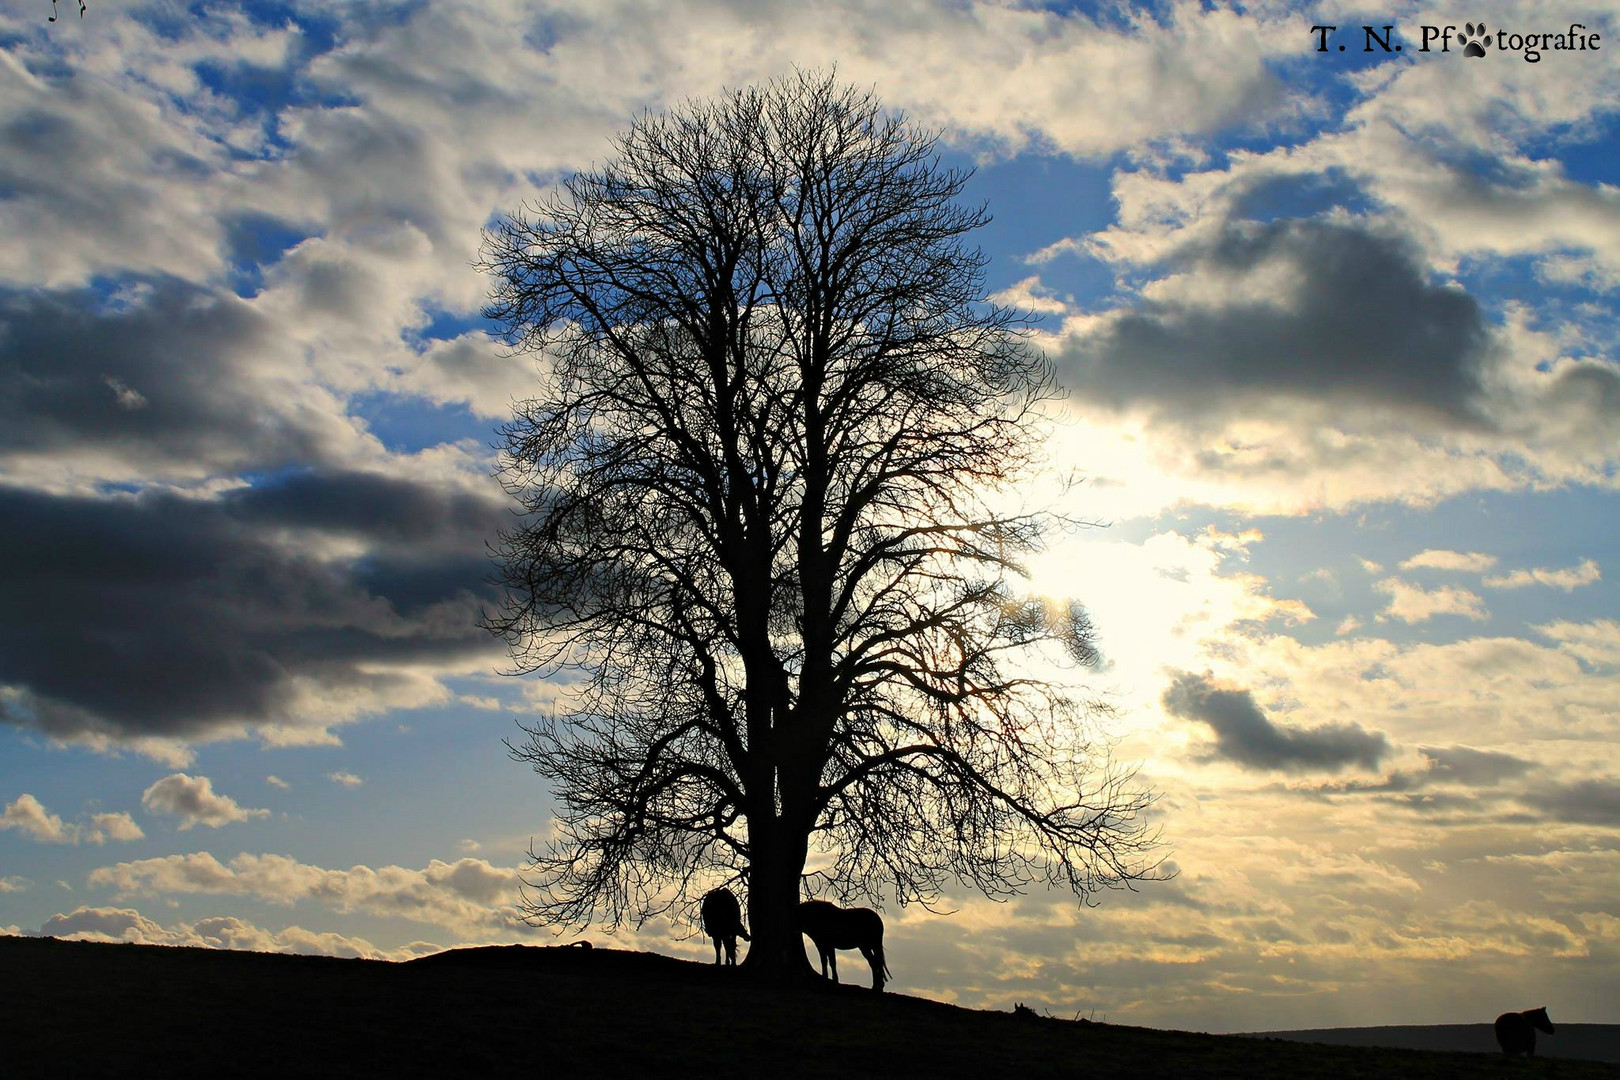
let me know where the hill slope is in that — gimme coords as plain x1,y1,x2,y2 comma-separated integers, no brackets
2,936,1616,1078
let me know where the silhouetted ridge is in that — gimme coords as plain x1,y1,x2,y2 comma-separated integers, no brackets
6,936,1620,1078
408,942,692,977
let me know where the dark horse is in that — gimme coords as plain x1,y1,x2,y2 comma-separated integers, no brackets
1494,1006,1555,1057
799,899,890,992
700,888,750,966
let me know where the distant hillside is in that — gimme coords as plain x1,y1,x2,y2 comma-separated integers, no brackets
3,935,1618,1078
1240,1024,1620,1064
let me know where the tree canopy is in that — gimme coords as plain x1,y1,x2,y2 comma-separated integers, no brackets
480,71,1162,974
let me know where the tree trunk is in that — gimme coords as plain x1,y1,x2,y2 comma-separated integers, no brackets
742,820,814,980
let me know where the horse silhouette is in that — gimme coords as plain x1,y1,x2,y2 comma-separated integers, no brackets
700,888,750,966
1494,1006,1555,1057
799,899,890,991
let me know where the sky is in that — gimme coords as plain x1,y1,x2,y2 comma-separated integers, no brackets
1,0,1617,1035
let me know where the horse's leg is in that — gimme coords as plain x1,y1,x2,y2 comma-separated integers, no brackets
829,949,839,983
863,945,888,991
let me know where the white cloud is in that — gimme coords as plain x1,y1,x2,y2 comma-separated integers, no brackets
102,375,149,411
0,876,28,893
87,812,145,844
1375,578,1490,624
1484,558,1601,591
1535,619,1620,668
141,773,270,830
1538,252,1620,293
0,793,75,844
265,775,290,790
88,851,527,936
1075,18,1620,283
1400,550,1498,573
327,770,364,788
0,794,142,845
990,275,1069,316
33,905,440,962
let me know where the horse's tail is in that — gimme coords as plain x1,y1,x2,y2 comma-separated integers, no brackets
737,925,751,941
875,938,891,987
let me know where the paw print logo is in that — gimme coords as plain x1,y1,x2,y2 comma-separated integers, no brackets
1459,21,1490,57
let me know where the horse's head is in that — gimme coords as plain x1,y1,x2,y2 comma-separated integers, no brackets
1528,1007,1556,1034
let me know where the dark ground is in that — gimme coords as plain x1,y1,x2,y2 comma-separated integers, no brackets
1241,1025,1620,1064
2,935,1616,1078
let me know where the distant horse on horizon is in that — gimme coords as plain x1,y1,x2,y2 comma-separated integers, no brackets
700,888,750,966
1494,1006,1556,1058
799,899,890,992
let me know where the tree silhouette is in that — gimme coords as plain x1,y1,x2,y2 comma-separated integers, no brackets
481,71,1161,977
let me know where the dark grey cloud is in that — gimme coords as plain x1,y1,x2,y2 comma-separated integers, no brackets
0,472,506,746
1055,220,1493,427
0,281,353,478
1162,670,1388,773
1279,784,1521,824
1542,363,1620,415
1279,773,1417,797
1534,360,1620,453
1279,744,1536,809
1417,744,1536,786
226,469,502,550
1520,779,1620,826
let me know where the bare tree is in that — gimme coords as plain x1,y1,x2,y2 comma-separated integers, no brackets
481,71,1162,978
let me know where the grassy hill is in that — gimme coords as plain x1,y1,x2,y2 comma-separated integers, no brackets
2,935,1616,1078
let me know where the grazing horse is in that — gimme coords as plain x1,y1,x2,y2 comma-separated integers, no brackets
700,888,750,966
799,899,890,992
1494,1006,1555,1057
